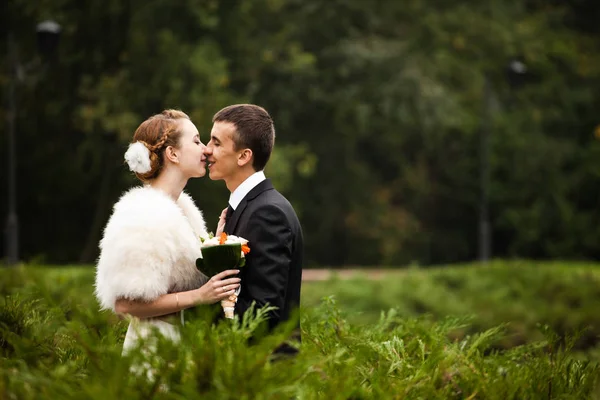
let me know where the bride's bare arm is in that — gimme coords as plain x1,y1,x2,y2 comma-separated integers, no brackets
114,269,240,319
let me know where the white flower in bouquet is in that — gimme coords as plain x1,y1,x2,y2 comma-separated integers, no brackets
200,234,249,259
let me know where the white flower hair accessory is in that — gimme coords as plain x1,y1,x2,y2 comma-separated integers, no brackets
124,141,152,174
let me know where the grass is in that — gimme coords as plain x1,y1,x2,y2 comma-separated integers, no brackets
1,260,599,398
303,260,600,355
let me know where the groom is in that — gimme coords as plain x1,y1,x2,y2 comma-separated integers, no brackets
204,104,303,354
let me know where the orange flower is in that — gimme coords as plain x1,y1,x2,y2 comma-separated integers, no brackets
241,244,250,255
219,232,228,245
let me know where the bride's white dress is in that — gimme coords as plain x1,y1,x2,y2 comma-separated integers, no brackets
122,313,183,354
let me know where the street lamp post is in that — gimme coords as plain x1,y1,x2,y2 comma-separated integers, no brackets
5,33,19,266
478,59,527,263
479,75,492,263
4,21,60,266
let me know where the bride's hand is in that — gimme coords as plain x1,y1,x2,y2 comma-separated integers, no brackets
215,207,228,236
195,269,241,305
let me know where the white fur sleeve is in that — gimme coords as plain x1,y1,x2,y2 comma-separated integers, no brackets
94,188,178,311
95,228,172,311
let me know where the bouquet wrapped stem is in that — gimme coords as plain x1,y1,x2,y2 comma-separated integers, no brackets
196,233,250,319
220,289,240,319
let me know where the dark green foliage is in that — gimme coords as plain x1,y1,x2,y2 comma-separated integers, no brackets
1,0,600,266
1,263,600,398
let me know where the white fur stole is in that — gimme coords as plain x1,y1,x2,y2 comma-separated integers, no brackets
95,186,208,311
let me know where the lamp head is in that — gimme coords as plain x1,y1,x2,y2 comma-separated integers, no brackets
506,58,528,89
36,20,61,59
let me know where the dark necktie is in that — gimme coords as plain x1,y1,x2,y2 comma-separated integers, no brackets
225,205,234,223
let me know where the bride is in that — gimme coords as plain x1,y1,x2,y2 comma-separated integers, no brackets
94,109,239,353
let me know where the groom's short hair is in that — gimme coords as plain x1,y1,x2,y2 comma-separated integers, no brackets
213,104,275,171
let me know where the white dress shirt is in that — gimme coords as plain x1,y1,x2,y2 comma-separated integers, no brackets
229,171,266,210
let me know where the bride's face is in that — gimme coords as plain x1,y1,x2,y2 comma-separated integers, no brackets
170,119,207,178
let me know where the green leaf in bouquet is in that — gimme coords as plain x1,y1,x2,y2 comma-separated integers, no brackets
196,243,244,277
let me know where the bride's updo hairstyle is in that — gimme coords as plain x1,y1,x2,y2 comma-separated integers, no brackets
130,109,190,182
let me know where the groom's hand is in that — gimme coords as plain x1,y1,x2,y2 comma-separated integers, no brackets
216,207,228,235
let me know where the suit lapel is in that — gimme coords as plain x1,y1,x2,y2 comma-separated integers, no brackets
226,199,247,234
225,179,274,234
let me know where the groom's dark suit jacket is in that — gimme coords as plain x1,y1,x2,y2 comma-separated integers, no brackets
225,179,303,351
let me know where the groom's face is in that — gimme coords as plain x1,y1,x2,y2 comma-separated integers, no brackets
205,121,240,181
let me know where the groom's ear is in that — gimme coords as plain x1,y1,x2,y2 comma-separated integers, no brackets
237,149,253,167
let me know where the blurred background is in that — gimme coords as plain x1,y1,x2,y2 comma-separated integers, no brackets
1,0,600,267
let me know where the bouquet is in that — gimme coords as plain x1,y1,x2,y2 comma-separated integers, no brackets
196,232,250,318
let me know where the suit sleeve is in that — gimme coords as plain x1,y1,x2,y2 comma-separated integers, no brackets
236,204,292,325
